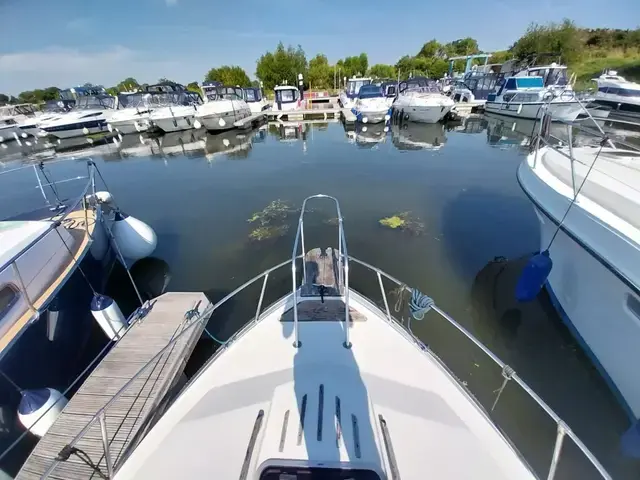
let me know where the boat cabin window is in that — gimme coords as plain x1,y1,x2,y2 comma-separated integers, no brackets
0,118,18,126
358,85,384,99
275,88,298,103
347,79,371,96
74,95,116,110
529,68,568,87
601,87,640,97
0,284,19,320
259,466,382,480
244,88,262,102
118,93,148,109
515,77,544,89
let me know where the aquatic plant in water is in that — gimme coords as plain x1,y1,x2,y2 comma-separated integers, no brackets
379,212,424,235
248,225,289,241
247,200,297,241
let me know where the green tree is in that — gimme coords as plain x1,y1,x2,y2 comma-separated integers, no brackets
511,19,583,65
256,42,308,90
116,77,140,92
186,81,201,93
443,38,480,56
106,87,119,96
308,54,332,89
395,56,448,79
489,50,513,64
368,64,396,79
0,94,9,105
338,53,368,78
418,39,443,58
205,66,251,86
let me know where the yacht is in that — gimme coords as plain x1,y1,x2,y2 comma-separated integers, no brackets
147,90,202,134
0,104,44,138
485,62,583,121
352,85,392,124
37,195,612,480
450,69,499,109
392,77,454,123
517,110,640,421
194,84,251,131
272,85,302,112
339,77,372,110
108,83,188,134
243,87,270,113
39,94,118,139
0,160,156,441
592,70,640,121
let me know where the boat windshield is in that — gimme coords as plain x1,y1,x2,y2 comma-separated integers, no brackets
528,67,568,87
74,95,116,110
203,86,243,101
150,92,202,107
118,93,148,109
358,85,384,99
275,88,298,103
400,77,440,94
43,100,73,113
244,88,262,102
347,79,371,96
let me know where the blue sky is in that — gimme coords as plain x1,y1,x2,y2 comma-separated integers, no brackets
0,0,638,94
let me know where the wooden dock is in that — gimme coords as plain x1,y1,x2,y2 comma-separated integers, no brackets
18,292,211,480
266,107,356,123
234,112,267,129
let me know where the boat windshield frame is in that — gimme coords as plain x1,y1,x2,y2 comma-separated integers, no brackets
203,85,244,101
243,88,263,102
37,194,613,480
117,93,148,109
275,88,299,103
346,79,372,97
399,77,440,94
358,85,384,99
73,95,116,110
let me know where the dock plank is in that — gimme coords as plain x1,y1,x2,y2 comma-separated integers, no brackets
17,292,210,479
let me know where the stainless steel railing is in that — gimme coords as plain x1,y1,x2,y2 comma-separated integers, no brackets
290,194,350,348
43,251,612,479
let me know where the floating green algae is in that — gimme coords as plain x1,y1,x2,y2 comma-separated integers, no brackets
379,212,424,235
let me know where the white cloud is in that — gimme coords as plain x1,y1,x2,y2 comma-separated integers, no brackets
0,46,203,95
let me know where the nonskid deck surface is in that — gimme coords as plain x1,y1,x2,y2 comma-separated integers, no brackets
114,288,535,478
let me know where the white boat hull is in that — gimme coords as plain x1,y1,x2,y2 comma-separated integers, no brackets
485,101,583,122
395,105,452,124
517,150,640,419
42,124,109,139
196,110,251,131
150,115,196,133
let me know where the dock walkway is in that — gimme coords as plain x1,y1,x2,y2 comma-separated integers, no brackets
18,292,210,480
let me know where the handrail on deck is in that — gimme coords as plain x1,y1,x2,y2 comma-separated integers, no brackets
290,194,350,348
42,253,611,479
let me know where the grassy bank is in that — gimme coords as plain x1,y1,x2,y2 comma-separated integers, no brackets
571,49,640,90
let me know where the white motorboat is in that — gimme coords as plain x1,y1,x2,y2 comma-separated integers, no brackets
39,94,117,139
271,85,302,112
517,111,640,421
243,87,270,113
378,81,398,107
195,84,251,131
38,195,612,480
392,77,454,124
352,85,392,124
592,70,640,121
339,76,372,109
450,71,499,108
0,104,45,138
147,91,202,133
485,62,583,121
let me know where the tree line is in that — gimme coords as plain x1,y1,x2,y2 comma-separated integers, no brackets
2,20,639,105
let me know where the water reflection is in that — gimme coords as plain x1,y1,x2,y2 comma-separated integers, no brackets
391,122,446,151
353,122,387,148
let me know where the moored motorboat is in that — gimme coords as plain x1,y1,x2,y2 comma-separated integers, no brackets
39,195,613,480
392,77,454,123
243,87,270,113
194,84,251,131
591,70,640,121
517,110,640,422
351,85,391,124
39,93,117,139
271,85,303,112
338,76,372,109
147,89,202,133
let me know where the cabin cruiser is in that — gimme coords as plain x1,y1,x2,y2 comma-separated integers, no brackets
392,77,454,123
0,160,156,443
485,62,582,121
352,85,392,124
108,83,189,135
38,195,612,480
378,81,398,107
243,87,270,113
148,90,202,134
272,85,302,112
450,71,499,108
194,84,251,131
592,70,640,121
0,104,45,138
518,110,640,422
39,94,118,139
391,122,446,150
339,77,372,109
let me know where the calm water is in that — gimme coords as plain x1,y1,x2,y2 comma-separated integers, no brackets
0,116,638,479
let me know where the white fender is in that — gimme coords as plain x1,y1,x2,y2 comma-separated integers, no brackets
18,388,68,437
91,294,127,340
218,118,226,127
112,212,157,261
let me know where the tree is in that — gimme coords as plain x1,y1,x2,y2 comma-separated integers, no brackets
308,54,332,89
256,42,308,90
510,19,583,65
418,39,443,58
186,82,201,93
116,77,140,92
106,87,119,96
157,78,175,84
338,53,368,78
205,66,251,87
395,56,448,80
443,38,480,56
0,94,9,105
368,64,396,79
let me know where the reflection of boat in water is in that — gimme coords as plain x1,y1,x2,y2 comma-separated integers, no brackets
450,115,487,134
390,122,446,150
268,121,308,143
203,129,253,161
148,129,207,157
353,122,387,148
57,195,612,480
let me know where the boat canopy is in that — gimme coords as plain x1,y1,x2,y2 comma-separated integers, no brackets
143,82,186,93
358,85,384,99
379,81,398,98
117,93,149,109
243,87,263,102
74,95,116,110
275,87,299,103
203,85,243,101
399,77,440,94
346,78,372,98
43,100,74,113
